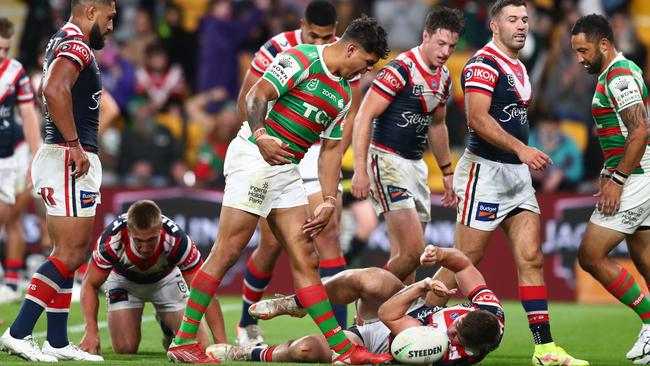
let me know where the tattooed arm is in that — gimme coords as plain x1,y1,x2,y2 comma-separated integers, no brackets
617,103,650,175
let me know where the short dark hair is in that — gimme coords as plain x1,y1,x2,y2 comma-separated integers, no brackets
341,15,389,59
145,42,167,57
305,1,337,27
0,17,14,39
457,310,501,350
71,0,114,7
425,6,465,36
488,0,526,21
571,14,614,44
127,200,162,230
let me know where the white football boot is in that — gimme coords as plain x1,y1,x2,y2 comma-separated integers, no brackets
42,341,104,361
0,328,57,362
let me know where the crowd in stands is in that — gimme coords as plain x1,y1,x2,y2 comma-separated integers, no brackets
14,0,650,192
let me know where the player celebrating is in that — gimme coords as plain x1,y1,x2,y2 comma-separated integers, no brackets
235,1,356,345
78,200,226,355
0,17,41,303
429,1,588,365
212,245,503,365
571,14,650,365
166,16,389,364
351,6,461,283
0,0,115,362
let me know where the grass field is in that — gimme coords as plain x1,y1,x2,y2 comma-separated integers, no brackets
0,295,641,365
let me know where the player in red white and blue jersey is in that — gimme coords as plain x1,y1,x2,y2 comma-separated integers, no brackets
209,246,503,366
168,16,389,364
0,0,116,362
351,6,462,283
0,17,41,304
431,1,587,365
234,1,360,346
77,200,226,355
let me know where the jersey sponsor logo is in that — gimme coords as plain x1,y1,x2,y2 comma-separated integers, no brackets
247,181,268,206
306,79,319,91
268,55,300,86
499,103,528,125
80,190,98,208
108,288,129,304
70,42,91,63
39,187,56,206
387,185,410,202
380,69,402,90
303,101,333,124
474,292,498,303
0,105,11,118
254,52,271,68
612,75,642,109
89,90,101,110
465,67,496,84
398,111,432,133
476,202,498,221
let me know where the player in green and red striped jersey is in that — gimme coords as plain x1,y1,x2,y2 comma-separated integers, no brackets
166,16,390,364
571,14,650,365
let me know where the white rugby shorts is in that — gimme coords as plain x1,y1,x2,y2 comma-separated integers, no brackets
367,145,431,222
222,123,308,218
590,175,650,234
32,144,102,217
0,155,17,205
298,142,343,196
454,150,539,231
13,141,31,193
104,267,189,312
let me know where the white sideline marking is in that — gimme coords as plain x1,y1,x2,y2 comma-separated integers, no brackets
33,303,241,338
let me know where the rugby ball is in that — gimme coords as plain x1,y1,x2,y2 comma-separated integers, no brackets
390,326,448,364
205,343,232,361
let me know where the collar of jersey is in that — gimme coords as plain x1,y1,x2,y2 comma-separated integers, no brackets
316,44,342,82
62,22,83,36
486,41,519,65
599,52,625,78
412,46,439,75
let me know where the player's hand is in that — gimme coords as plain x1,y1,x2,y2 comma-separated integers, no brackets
596,179,623,216
351,170,371,199
420,245,440,267
517,146,552,171
79,331,101,355
256,135,294,165
302,199,335,237
69,145,90,178
421,278,457,297
440,174,458,208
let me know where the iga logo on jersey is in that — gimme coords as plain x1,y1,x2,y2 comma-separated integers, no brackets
476,202,498,221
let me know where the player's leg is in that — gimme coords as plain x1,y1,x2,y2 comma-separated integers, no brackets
108,308,144,354
2,189,31,297
310,190,348,327
628,229,650,288
505,210,588,365
383,208,424,283
344,199,378,263
158,309,214,351
237,218,280,347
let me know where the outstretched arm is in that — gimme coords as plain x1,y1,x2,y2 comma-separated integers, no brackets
79,262,110,354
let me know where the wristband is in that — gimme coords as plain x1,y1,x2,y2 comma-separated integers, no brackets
253,127,267,141
66,137,80,147
324,195,337,203
443,171,454,177
611,170,628,186
439,162,452,170
599,168,612,179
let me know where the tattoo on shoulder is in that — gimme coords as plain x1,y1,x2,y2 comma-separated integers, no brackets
619,103,648,131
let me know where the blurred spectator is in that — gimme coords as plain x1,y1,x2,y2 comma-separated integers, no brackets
158,3,198,90
135,42,187,111
373,0,429,51
196,0,267,111
118,98,185,187
96,39,136,113
610,11,647,75
529,115,584,192
17,0,57,70
121,8,159,67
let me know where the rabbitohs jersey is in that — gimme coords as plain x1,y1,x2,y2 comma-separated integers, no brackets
592,53,650,174
405,286,505,365
252,43,351,164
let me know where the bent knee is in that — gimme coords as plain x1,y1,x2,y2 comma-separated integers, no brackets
112,341,139,354
289,337,330,362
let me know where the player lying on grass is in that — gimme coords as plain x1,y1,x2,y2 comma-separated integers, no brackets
208,245,503,365
78,200,226,354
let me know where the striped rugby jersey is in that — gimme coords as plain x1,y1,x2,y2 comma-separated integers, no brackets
592,53,650,174
254,43,351,164
370,46,452,160
0,57,33,158
91,214,202,284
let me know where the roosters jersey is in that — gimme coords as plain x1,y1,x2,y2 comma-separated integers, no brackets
0,58,33,158
461,41,532,164
250,29,360,85
91,214,202,284
42,22,101,153
370,47,452,160
406,286,505,365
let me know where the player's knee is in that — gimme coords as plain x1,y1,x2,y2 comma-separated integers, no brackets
358,268,394,294
289,337,329,362
112,339,139,354
517,247,544,273
577,245,598,273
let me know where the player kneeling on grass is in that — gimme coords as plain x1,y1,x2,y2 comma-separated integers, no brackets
207,245,503,365
78,200,227,354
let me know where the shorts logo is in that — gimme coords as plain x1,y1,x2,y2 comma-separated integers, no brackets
177,281,188,294
387,185,410,202
476,201,499,221
39,187,56,206
108,288,128,304
80,190,98,208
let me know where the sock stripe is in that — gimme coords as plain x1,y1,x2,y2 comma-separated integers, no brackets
613,276,634,298
187,299,207,313
49,293,73,309
176,330,197,339
191,270,221,296
247,257,273,279
607,268,629,292
641,310,650,320
295,284,328,307
331,338,351,353
47,257,69,278
182,315,200,325
314,310,335,324
319,257,347,268
25,294,47,309
263,345,277,362
519,285,548,300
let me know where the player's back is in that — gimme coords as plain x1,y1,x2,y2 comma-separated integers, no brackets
42,22,101,153
370,47,452,160
461,42,532,164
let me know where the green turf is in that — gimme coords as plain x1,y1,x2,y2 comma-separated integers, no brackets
0,295,641,365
